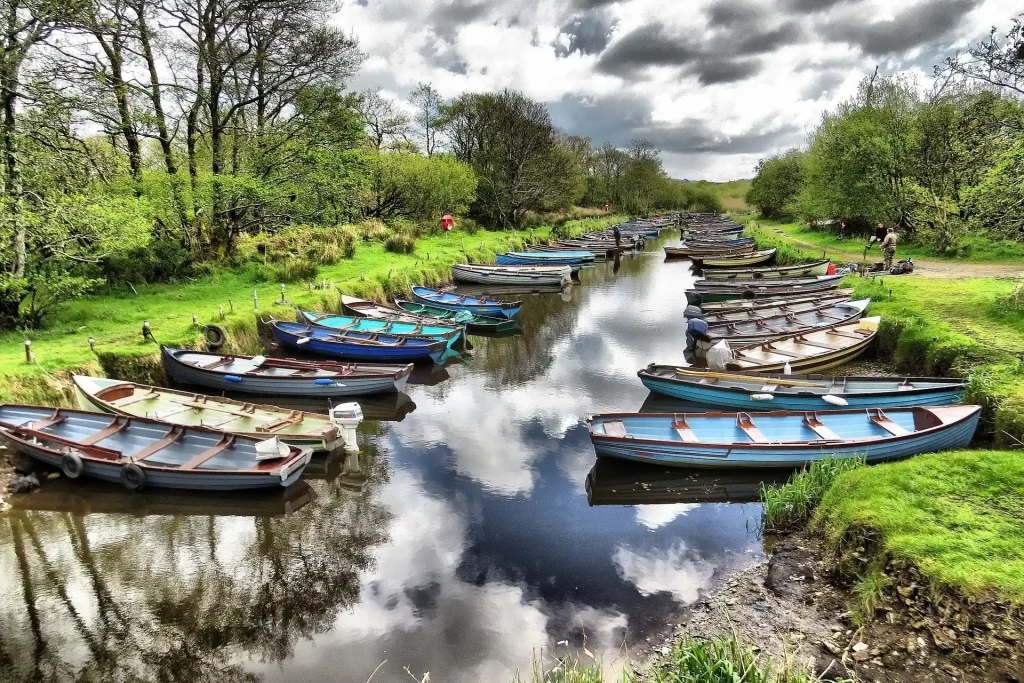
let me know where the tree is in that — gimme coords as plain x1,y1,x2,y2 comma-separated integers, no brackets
747,149,804,219
940,13,1024,96
355,151,476,220
409,82,442,156
358,88,410,151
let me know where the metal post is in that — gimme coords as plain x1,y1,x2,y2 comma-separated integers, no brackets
279,283,286,304
218,304,225,320
24,339,32,364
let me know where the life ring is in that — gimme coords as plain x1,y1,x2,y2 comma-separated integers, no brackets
202,325,227,350
61,451,85,479
120,463,146,491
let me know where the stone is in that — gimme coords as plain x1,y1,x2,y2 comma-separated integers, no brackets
6,474,39,494
821,639,843,655
852,642,869,653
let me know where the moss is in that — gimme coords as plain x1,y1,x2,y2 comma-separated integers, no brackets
96,348,165,385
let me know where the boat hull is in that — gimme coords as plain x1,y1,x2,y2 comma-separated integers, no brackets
271,323,445,363
702,260,831,280
451,264,571,286
393,300,518,334
411,286,522,319
496,254,587,268
588,408,980,468
692,249,777,268
161,347,408,397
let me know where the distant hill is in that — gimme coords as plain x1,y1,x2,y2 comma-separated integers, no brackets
677,179,751,212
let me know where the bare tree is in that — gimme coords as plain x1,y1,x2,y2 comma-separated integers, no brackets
409,81,441,156
357,88,410,151
940,13,1024,96
628,137,659,162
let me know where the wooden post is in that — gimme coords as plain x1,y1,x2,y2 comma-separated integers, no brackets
88,337,96,353
218,304,225,320
24,339,33,364
253,289,259,312
279,284,286,304
229,299,234,313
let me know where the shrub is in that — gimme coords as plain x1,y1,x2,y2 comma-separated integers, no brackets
235,225,356,269
101,238,194,285
274,258,319,283
354,218,389,242
384,231,416,254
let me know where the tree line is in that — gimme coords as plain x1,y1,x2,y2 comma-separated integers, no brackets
0,0,716,330
746,12,1024,251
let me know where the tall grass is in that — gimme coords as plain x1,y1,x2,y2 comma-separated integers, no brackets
761,457,866,532
511,652,612,683
646,638,852,683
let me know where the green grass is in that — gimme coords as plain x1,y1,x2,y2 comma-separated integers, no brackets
814,449,1024,604
643,637,850,683
686,179,751,212
761,457,866,532
0,216,627,399
746,217,1024,263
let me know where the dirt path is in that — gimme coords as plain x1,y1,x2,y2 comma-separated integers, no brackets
771,230,1024,279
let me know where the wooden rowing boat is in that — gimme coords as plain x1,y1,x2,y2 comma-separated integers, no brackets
691,249,777,268
695,289,855,314
411,285,521,318
699,292,855,323
73,375,343,451
664,243,754,259
393,299,519,334
161,346,412,396
271,321,447,363
722,317,880,373
586,405,981,468
496,251,594,266
687,275,846,304
638,365,967,411
705,299,870,343
702,260,831,280
0,405,312,490
452,263,572,286
297,310,462,348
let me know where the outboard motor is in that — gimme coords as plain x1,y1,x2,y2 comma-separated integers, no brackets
331,403,364,453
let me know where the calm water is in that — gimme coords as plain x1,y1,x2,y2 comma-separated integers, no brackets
0,236,770,683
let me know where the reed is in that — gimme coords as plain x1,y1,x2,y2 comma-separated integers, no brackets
645,637,851,683
760,457,866,532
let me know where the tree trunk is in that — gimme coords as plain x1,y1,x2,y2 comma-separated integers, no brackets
2,63,25,279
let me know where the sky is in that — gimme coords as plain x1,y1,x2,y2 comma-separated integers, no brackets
332,0,1019,181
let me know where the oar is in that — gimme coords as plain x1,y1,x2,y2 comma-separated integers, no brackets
672,367,821,387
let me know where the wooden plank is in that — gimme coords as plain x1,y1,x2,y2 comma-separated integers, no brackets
870,410,910,437
179,435,237,470
80,417,130,446
672,416,700,443
111,390,161,408
802,413,841,441
127,426,186,462
737,414,769,443
28,410,65,431
603,420,627,437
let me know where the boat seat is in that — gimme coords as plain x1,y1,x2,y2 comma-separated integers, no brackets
80,417,131,445
126,426,186,462
180,434,237,470
737,413,769,443
672,416,700,442
792,338,844,351
802,413,841,441
97,384,135,402
759,383,778,393
870,409,910,436
602,420,628,438
28,411,65,431
256,411,303,433
826,329,871,340
112,390,161,408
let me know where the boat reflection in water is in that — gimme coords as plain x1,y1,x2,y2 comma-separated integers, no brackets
585,458,784,507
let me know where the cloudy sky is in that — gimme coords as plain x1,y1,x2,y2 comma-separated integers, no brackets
333,0,1018,180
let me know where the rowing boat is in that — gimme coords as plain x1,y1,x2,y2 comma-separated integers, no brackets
394,299,519,334
664,244,754,259
721,317,880,373
705,299,870,343
497,250,594,266
0,405,312,490
691,249,777,268
73,375,343,451
451,263,572,286
298,310,462,348
687,274,846,304
271,321,447,363
162,346,411,396
701,260,831,280
586,405,981,468
699,291,855,323
411,285,521,318
638,365,967,410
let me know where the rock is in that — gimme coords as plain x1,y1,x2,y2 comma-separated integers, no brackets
822,638,843,655
852,642,869,653
660,646,670,656
6,474,39,494
853,651,871,662
930,627,957,651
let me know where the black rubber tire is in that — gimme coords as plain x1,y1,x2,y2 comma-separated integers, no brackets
202,325,227,350
61,451,85,479
120,463,146,491
741,290,756,300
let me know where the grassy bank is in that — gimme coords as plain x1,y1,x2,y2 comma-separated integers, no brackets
750,217,1024,263
0,215,626,403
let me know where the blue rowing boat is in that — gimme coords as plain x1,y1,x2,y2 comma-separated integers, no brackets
297,310,462,349
587,405,981,468
496,252,593,266
638,366,968,411
271,321,446,363
411,285,522,319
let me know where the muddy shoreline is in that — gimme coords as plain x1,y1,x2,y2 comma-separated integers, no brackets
634,532,1023,682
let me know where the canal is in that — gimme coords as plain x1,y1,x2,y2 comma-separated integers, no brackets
0,235,769,682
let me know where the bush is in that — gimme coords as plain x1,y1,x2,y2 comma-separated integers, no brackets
101,238,194,285
274,258,319,283
235,225,356,268
354,218,389,242
384,231,416,254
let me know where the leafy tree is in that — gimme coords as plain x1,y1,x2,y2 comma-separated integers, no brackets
747,149,804,219
355,152,476,221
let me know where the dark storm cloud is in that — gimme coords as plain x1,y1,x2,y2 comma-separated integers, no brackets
555,10,617,56
823,0,979,56
780,0,856,14
596,17,804,82
548,94,803,157
706,0,759,28
695,58,763,84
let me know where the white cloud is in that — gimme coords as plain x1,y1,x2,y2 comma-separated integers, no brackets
613,540,716,603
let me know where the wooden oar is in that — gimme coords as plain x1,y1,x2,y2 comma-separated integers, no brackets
672,367,822,387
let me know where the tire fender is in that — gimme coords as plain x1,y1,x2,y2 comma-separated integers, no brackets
61,450,85,479
120,463,146,491
202,325,227,350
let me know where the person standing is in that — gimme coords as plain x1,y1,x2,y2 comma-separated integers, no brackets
612,224,621,248
881,227,898,271
869,222,887,246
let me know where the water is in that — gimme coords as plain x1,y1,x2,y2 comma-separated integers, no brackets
0,237,770,683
